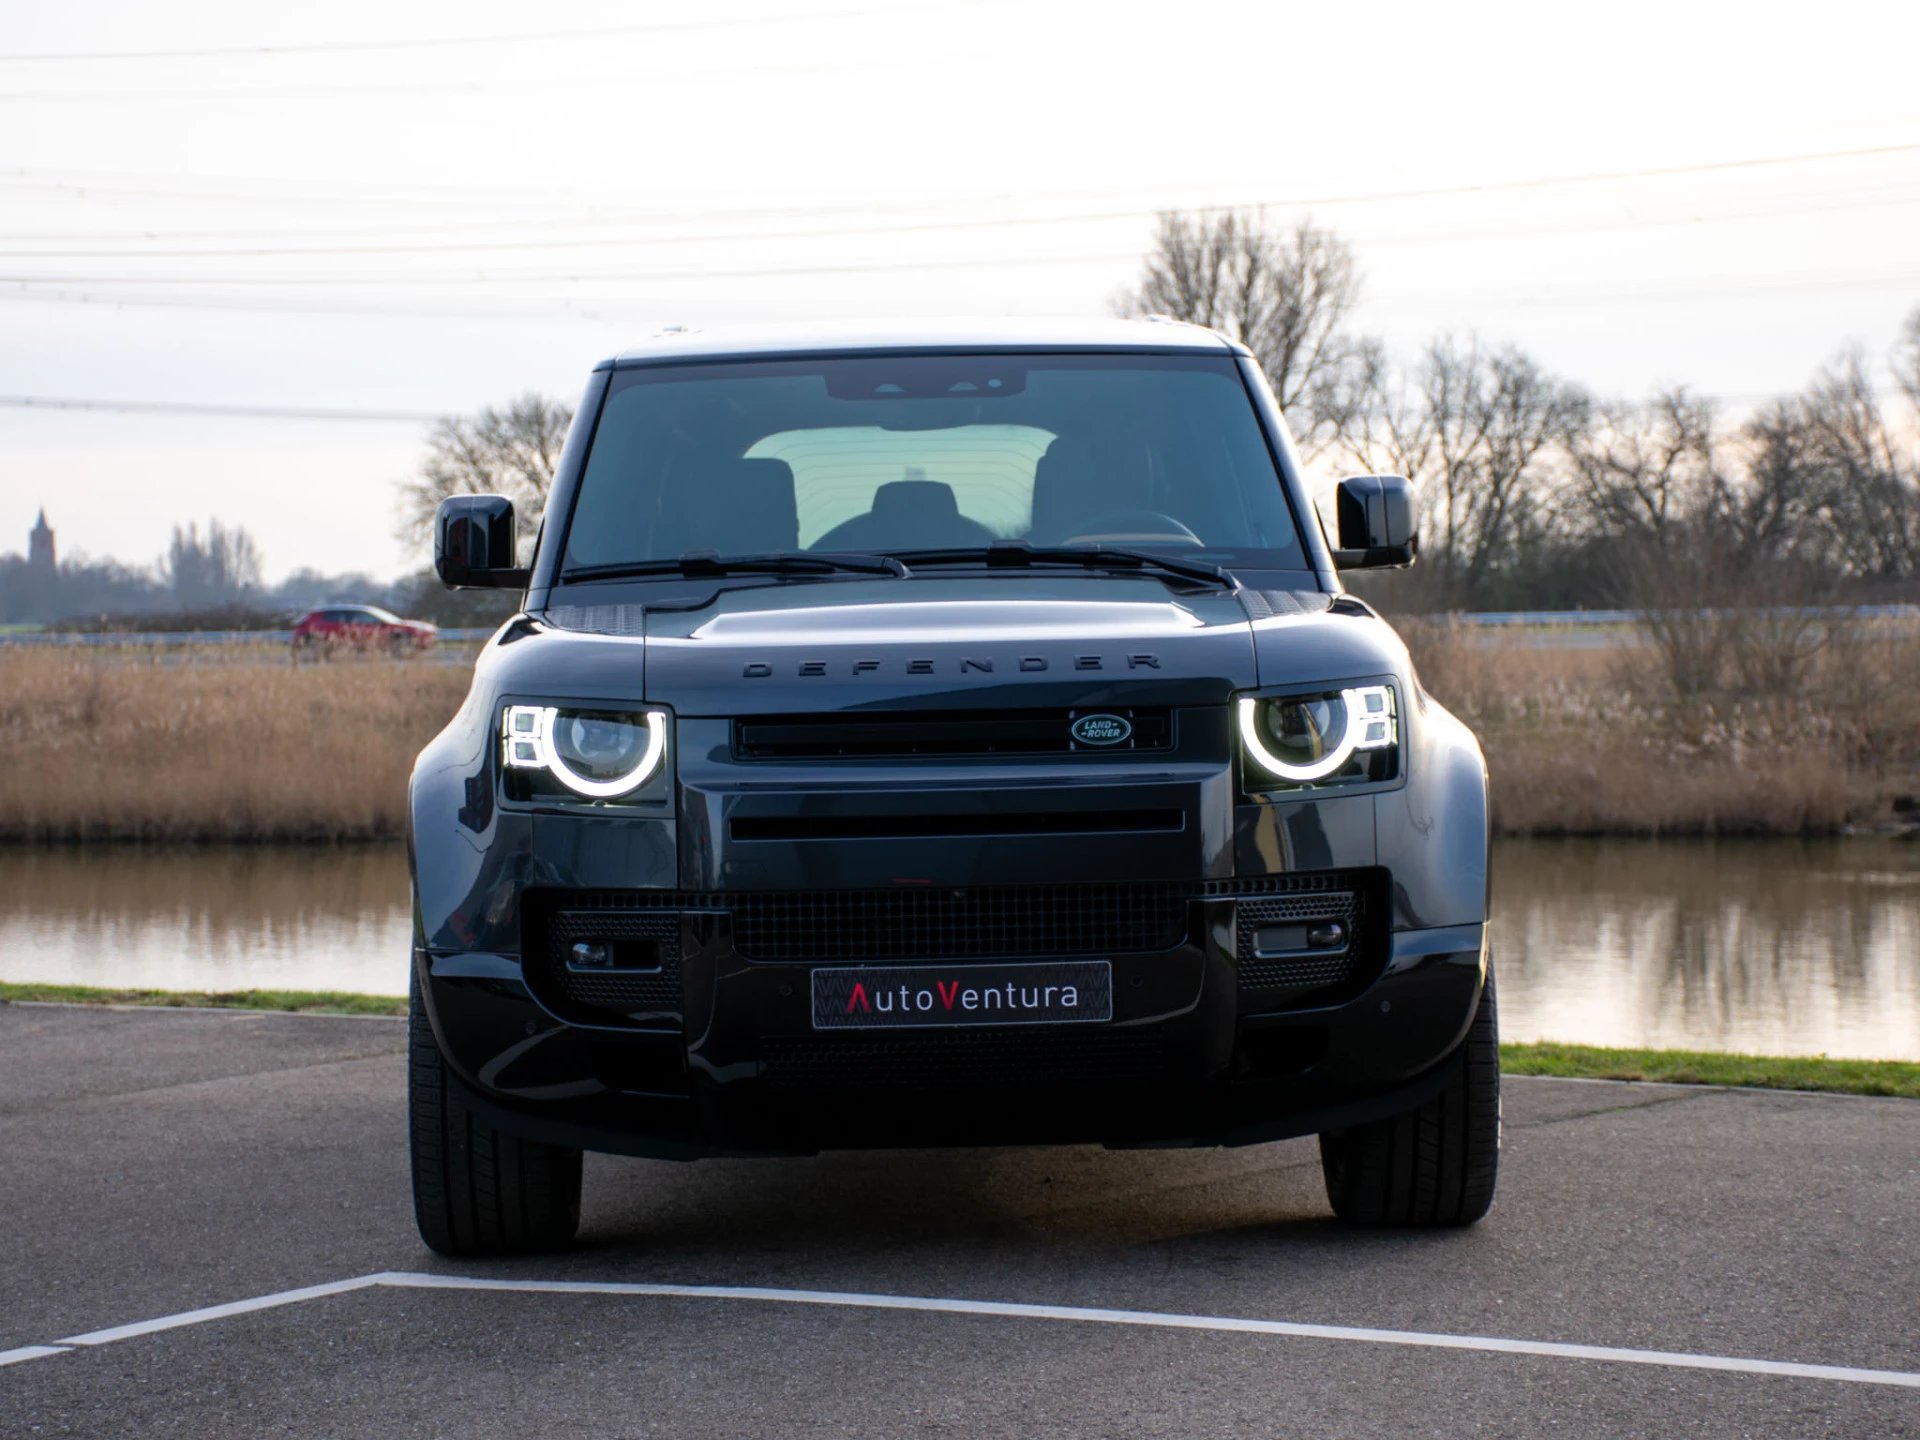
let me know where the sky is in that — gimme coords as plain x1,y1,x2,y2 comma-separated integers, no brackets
3,0,1919,582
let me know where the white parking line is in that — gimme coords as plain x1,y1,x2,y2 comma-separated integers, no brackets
8,1270,1918,1390
55,1276,386,1347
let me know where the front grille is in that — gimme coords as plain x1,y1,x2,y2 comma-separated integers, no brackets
729,809,1183,842
761,1028,1169,1089
534,873,1374,968
730,884,1191,961
734,708,1173,760
526,910,682,1022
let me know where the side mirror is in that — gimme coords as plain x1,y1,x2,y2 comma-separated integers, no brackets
434,495,531,589
1332,475,1419,569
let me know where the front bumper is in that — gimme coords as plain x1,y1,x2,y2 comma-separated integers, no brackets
411,690,1491,1158
417,909,1487,1160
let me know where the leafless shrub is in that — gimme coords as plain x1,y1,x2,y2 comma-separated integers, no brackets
1396,614,1477,709
1418,633,1919,835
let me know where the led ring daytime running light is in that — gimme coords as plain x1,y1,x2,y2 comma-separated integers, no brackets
503,706,667,798
1237,686,1396,784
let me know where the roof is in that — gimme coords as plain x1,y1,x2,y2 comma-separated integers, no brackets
605,316,1243,368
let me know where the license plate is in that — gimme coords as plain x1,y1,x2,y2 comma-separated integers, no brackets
811,961,1113,1030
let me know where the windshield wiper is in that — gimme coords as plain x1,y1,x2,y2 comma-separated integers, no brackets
890,541,1234,591
562,549,910,583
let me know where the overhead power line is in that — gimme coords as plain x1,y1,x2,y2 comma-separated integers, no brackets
5,184,1918,261
3,261,1915,327
0,285,634,321
1,383,1902,429
0,2,951,62
9,253,1920,295
5,140,1913,223
0,395,445,422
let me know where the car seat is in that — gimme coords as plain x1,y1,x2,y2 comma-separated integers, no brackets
811,480,997,551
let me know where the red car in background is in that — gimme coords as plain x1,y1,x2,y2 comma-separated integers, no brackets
292,604,437,660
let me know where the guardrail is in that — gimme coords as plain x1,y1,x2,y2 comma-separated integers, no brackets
1,606,1913,647
0,628,498,647
1445,604,1919,627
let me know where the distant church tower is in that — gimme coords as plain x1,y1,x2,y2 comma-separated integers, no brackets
28,508,55,576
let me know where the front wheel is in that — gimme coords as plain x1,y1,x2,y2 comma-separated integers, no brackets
408,969,582,1256
1319,963,1501,1227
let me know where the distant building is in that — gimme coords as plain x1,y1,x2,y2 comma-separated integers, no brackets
28,508,55,577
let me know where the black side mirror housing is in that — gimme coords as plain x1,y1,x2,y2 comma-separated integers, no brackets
1332,475,1419,569
434,495,531,589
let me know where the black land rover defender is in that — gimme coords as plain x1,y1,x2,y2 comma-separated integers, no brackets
408,320,1496,1256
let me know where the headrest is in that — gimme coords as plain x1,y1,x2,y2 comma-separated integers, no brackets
871,480,959,518
666,455,798,553
1030,435,1151,540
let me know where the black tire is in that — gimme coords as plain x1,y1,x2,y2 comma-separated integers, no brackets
1319,965,1501,1227
409,970,582,1256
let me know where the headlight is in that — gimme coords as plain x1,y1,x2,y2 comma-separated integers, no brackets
502,705,668,798
1238,684,1398,787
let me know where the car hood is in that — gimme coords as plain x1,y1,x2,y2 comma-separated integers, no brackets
518,577,1410,716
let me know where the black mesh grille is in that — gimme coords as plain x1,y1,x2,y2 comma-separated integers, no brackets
530,873,1377,969
1235,889,1365,996
760,1028,1169,1089
527,910,682,1021
735,708,1173,760
1201,873,1359,898
728,885,1191,961
530,883,1200,962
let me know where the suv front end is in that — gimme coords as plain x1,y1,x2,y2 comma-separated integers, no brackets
406,323,1496,1255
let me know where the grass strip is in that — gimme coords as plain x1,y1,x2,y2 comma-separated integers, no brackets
1502,1041,1920,1098
4,985,1917,1095
0,981,406,1017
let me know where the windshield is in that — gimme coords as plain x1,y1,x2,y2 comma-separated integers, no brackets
561,353,1306,575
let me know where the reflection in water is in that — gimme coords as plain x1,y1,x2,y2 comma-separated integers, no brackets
1493,839,1920,1060
0,846,411,996
1,840,1915,1059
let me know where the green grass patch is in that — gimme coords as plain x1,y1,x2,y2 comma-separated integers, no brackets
1503,1042,1920,1098
0,981,405,1017
4,985,1917,1095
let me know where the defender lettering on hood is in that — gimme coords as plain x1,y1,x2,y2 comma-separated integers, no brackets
742,652,1162,678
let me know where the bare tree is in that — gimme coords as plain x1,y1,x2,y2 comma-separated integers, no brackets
397,393,573,551
1568,388,1722,552
1116,211,1366,452
1335,336,1589,601
159,519,263,607
1793,347,1919,581
1894,305,1920,412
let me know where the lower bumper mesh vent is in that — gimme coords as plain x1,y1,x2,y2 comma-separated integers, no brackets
760,1028,1169,1089
1234,888,1368,999
528,910,682,1021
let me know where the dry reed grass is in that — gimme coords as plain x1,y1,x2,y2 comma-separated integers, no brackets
1401,618,1920,835
5,626,1916,841
0,650,468,841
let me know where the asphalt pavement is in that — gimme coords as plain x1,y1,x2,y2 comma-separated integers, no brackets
2,1002,1916,1438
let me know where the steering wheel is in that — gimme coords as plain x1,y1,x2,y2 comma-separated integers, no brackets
1059,509,1205,548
